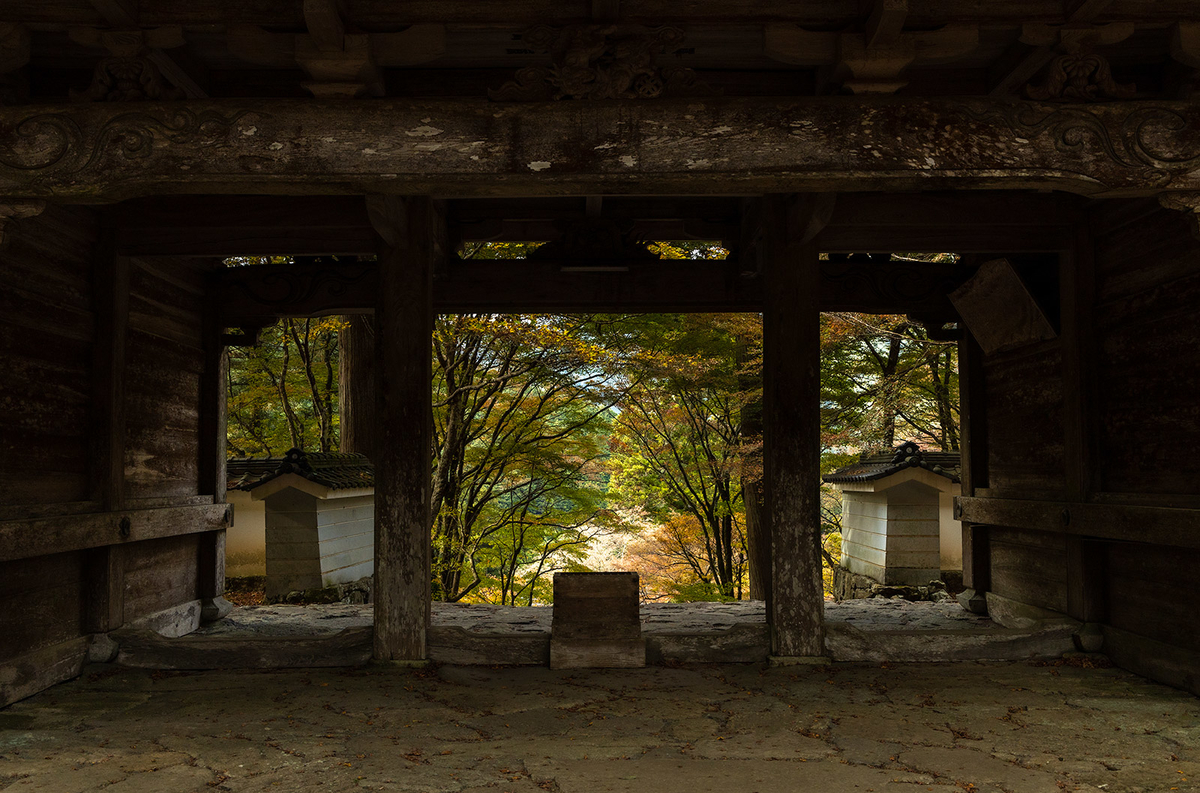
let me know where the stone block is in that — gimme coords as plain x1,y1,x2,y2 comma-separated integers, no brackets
550,572,645,668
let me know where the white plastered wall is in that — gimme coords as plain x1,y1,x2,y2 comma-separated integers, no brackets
837,466,963,586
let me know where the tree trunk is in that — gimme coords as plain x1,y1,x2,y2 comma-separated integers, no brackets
339,314,376,459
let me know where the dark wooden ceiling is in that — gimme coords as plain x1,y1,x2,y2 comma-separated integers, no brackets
3,0,1198,102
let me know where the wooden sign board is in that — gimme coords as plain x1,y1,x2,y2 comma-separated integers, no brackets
949,258,1057,355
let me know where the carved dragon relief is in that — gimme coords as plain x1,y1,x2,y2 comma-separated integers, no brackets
490,25,711,101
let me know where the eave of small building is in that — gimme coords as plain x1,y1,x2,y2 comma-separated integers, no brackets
247,473,374,502
835,466,962,495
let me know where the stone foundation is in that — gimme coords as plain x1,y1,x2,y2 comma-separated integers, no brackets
265,575,373,605
832,565,954,603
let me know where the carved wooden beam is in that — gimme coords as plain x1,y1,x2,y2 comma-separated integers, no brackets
2,98,1200,200
214,256,967,321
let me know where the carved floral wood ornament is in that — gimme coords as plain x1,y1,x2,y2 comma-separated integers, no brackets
490,25,709,101
1022,23,1137,102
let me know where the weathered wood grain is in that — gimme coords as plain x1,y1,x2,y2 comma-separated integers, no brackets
3,98,1200,199
0,636,88,709
1092,203,1200,497
0,204,97,508
122,534,201,621
372,196,439,661
983,342,1066,498
0,550,84,662
0,503,229,563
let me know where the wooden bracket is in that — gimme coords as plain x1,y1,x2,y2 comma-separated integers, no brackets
765,22,977,93
228,8,445,98
0,23,30,77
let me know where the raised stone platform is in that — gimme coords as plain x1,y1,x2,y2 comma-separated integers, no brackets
118,598,1079,669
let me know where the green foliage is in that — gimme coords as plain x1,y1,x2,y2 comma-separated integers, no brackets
226,316,341,457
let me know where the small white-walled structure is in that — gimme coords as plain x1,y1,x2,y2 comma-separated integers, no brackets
825,443,962,586
227,449,375,598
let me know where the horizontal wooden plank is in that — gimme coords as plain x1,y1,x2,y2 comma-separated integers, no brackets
0,503,230,563
217,256,969,318
957,496,1200,550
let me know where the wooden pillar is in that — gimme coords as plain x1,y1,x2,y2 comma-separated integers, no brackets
369,195,441,661
339,314,376,459
956,329,990,614
1061,219,1105,627
84,234,128,634
198,295,232,623
762,194,825,658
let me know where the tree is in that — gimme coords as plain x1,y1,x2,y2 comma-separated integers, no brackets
226,316,341,456
430,312,634,603
608,313,754,600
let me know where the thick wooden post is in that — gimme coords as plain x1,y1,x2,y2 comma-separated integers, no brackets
956,329,990,614
762,194,825,658
370,195,441,661
1061,220,1105,628
339,314,376,459
198,297,232,623
84,235,128,634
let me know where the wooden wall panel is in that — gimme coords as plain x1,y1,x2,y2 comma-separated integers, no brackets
982,343,1066,498
1105,543,1200,654
988,526,1068,614
0,206,97,507
123,258,208,502
122,534,201,622
1094,203,1200,498
0,550,84,663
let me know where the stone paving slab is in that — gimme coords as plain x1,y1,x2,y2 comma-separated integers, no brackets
196,598,997,638
1,660,1197,793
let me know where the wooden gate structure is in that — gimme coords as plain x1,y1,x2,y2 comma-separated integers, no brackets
3,1,1200,704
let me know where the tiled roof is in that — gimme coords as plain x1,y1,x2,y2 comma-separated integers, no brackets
227,448,374,492
822,441,960,485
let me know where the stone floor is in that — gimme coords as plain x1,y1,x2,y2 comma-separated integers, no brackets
196,599,997,638
1,659,1197,792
